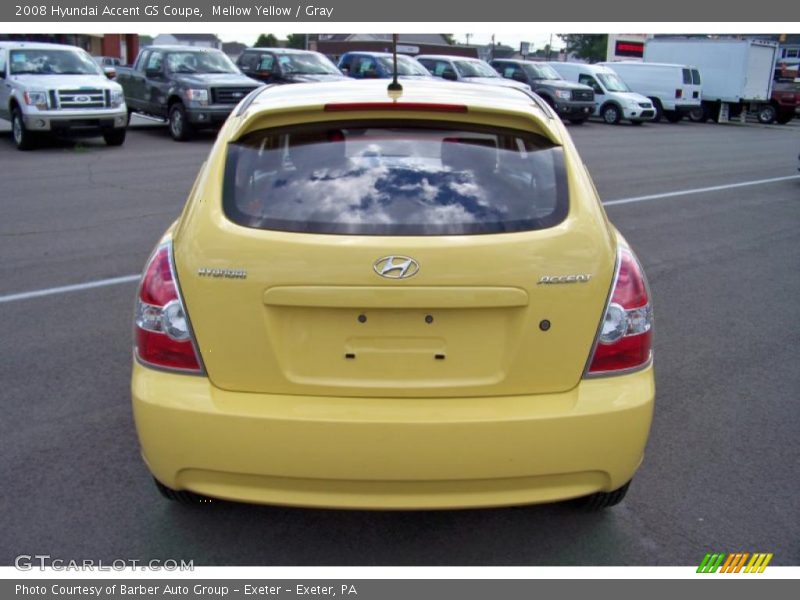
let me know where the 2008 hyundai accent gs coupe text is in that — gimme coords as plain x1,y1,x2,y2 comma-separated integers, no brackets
131,79,655,510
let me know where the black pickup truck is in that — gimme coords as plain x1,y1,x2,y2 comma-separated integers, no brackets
116,46,263,141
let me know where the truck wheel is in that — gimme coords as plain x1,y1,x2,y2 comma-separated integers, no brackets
168,103,192,142
103,128,127,146
11,108,36,151
775,110,794,125
664,110,682,123
571,480,631,510
757,104,776,124
688,107,706,122
650,98,663,122
601,103,622,125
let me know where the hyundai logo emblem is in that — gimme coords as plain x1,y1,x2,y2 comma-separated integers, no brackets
373,256,419,279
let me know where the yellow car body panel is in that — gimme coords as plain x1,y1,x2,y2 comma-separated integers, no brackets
132,80,654,508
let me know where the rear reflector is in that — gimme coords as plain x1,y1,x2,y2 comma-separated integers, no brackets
675,89,683,99
325,102,468,113
134,243,203,373
586,246,653,375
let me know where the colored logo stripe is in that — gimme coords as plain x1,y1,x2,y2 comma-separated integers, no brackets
698,552,773,573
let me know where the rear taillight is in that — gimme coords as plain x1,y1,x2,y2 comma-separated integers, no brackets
586,246,653,375
675,89,683,99
134,243,203,373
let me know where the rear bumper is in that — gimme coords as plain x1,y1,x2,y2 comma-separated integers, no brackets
132,362,655,509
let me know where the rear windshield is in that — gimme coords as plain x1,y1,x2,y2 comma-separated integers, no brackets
222,121,568,236
691,69,701,85
682,68,692,84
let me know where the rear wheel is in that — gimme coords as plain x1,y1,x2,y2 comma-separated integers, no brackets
663,110,682,123
775,110,794,125
601,103,622,125
103,128,126,146
153,478,213,505
168,102,192,141
650,98,663,122
571,480,631,510
757,104,776,124
11,108,36,150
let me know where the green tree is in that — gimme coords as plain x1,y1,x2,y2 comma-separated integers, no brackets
557,34,608,63
286,34,307,49
442,34,456,45
254,34,278,47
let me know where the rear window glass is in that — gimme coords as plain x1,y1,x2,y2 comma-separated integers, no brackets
223,121,568,236
691,69,701,85
682,68,692,84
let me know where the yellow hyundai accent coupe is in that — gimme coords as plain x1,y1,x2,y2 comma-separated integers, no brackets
132,79,654,510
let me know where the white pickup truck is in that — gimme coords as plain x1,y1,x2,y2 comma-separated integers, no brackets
0,41,128,150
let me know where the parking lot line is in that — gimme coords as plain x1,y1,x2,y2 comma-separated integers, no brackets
603,174,800,207
0,274,140,304
1,173,798,305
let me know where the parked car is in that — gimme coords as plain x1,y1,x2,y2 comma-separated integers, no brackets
490,59,596,124
116,45,263,141
94,55,122,79
132,79,655,511
765,60,800,124
337,51,433,79
0,41,128,150
416,54,530,91
599,61,701,123
236,47,346,84
549,62,655,125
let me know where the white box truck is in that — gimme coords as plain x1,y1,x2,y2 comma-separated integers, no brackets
644,38,779,123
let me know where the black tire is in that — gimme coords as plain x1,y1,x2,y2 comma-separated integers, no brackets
757,104,776,124
571,481,631,510
568,117,586,125
168,102,192,142
103,128,126,146
650,98,663,122
601,103,622,125
663,110,682,123
11,107,37,150
775,110,794,125
153,478,213,505
688,106,707,122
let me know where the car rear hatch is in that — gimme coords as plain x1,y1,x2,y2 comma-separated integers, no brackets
173,107,615,398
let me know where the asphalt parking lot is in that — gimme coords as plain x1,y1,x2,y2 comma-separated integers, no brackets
1,116,798,566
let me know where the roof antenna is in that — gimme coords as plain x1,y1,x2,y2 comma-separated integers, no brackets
387,33,403,92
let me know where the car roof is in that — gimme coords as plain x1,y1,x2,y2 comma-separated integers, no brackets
603,61,691,69
341,51,400,58
0,41,84,51
416,55,482,61
247,47,320,54
142,45,223,52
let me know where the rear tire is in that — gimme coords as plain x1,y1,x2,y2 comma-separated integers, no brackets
11,108,36,150
601,103,622,125
571,481,631,510
168,102,192,142
664,110,682,123
103,128,126,146
757,104,777,124
154,478,213,505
